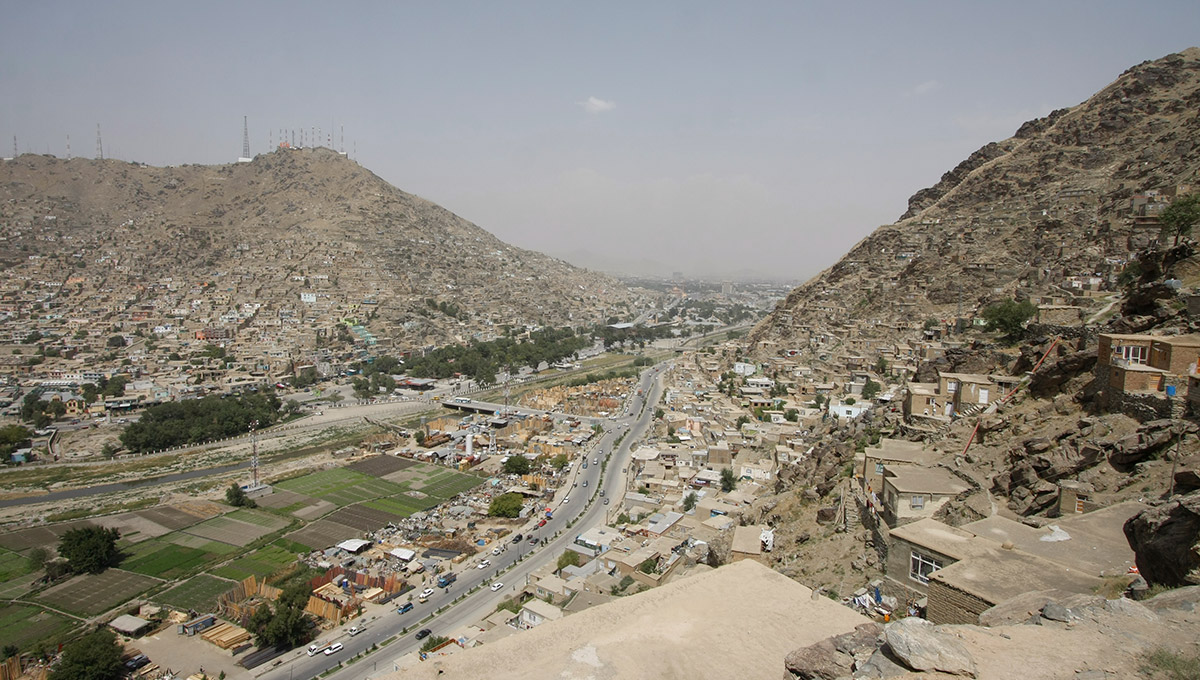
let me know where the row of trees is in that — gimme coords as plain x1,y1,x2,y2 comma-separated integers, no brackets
120,392,282,453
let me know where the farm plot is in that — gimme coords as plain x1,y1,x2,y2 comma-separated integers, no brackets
348,455,416,478
325,503,405,532
155,574,235,613
0,549,34,582
284,519,361,551
37,569,160,617
226,509,290,531
275,469,405,507
165,533,239,554
211,543,300,582
120,539,219,580
362,494,434,518
0,526,61,552
417,470,485,500
136,506,207,531
0,604,78,651
92,512,173,544
183,515,281,548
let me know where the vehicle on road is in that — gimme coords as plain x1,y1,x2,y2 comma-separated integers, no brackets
593,458,598,465
477,559,490,569
415,629,432,640
599,489,605,496
604,498,610,505
398,602,414,614
582,462,588,469
437,573,457,587
348,626,361,636
490,582,504,592
511,533,523,543
538,519,547,527
563,496,570,504
307,644,325,657
419,588,435,602
492,547,502,555
528,534,537,543
583,480,588,487
325,643,343,655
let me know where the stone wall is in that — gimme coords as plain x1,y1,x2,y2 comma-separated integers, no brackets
1024,323,1099,343
926,579,992,625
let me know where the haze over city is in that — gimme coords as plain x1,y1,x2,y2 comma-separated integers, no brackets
3,0,1199,279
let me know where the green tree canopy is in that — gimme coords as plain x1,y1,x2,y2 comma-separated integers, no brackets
248,581,311,649
1161,194,1200,246
720,467,737,493
980,299,1037,340
861,379,880,400
556,550,581,571
488,492,525,518
50,628,124,680
58,526,120,574
682,491,698,512
502,455,531,475
0,424,32,463
226,483,256,508
549,453,569,471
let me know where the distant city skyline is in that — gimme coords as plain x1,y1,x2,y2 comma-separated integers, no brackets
3,2,1199,280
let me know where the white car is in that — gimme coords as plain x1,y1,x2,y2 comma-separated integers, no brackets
325,642,343,655
348,626,361,636
492,547,502,555
563,496,570,504
477,559,491,569
420,588,435,599
490,582,504,592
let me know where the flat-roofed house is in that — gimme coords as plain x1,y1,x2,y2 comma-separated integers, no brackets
880,466,970,526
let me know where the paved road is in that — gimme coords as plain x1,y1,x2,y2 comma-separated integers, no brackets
255,365,668,680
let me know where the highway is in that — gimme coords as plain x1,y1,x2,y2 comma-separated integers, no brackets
255,364,669,680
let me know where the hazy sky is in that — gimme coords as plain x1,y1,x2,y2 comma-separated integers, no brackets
4,2,1198,281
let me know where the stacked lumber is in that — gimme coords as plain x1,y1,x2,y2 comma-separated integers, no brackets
200,621,251,649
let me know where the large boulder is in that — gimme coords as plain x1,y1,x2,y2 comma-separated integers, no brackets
883,617,976,677
1123,490,1200,586
782,623,882,680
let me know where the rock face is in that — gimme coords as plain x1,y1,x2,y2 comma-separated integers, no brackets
782,623,881,679
1124,490,1200,586
749,48,1200,353
882,618,977,677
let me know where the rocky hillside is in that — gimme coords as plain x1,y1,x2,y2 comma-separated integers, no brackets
751,48,1200,349
0,147,637,346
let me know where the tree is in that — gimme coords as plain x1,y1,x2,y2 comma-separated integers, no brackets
58,526,120,574
654,408,664,419
720,467,737,493
784,408,799,422
861,379,880,400
225,483,256,508
682,491,698,512
488,493,524,518
106,335,125,349
26,546,49,572
874,356,888,375
248,581,311,649
1161,194,1200,246
0,424,31,463
50,628,124,680
549,453,569,471
556,550,581,572
502,455,531,475
420,635,450,652
980,299,1037,340
414,430,426,446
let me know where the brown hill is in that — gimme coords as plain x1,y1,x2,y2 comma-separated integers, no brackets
751,48,1200,350
0,147,635,347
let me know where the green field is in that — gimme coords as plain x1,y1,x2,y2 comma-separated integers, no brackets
155,574,235,613
36,569,160,617
275,469,406,507
121,540,217,579
226,508,291,530
0,549,34,583
362,494,432,517
211,543,299,582
419,470,485,499
0,604,78,652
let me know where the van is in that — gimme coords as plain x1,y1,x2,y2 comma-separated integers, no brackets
307,643,324,656
397,602,414,614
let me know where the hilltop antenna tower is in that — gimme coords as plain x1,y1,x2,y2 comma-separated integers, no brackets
340,125,344,153
11,136,16,158
95,124,103,160
66,135,71,160
242,116,251,157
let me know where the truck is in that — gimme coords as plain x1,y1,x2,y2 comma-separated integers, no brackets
437,572,457,588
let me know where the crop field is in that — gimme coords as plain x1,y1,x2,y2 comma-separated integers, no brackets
284,519,361,550
0,549,33,582
136,506,206,531
362,494,433,517
165,532,240,554
417,469,485,499
120,540,217,579
347,455,416,478
325,503,405,531
211,543,299,581
254,488,316,510
274,468,405,507
0,526,61,552
226,508,290,531
183,514,283,547
155,574,235,613
0,604,78,651
37,569,160,616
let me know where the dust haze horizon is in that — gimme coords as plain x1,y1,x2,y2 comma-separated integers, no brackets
3,2,1198,282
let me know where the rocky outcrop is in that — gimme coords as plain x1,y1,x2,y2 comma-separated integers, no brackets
1123,490,1200,586
782,623,882,680
1106,419,1195,467
899,141,1017,220
883,618,976,677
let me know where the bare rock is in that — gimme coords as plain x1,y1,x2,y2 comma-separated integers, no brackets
855,648,910,679
883,617,977,677
783,638,851,680
1174,468,1200,494
1123,490,1200,586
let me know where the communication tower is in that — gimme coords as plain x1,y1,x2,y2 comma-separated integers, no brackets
238,116,252,162
95,124,103,160
66,135,71,160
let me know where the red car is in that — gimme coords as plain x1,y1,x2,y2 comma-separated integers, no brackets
538,519,547,527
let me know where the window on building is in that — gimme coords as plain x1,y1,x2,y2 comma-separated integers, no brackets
910,551,944,584
946,380,958,393
910,495,925,509
875,463,884,474
1118,345,1148,364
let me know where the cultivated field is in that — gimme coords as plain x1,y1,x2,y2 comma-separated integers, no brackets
275,468,405,507
347,455,417,477
182,511,288,547
120,539,222,580
36,569,160,616
211,542,301,581
0,604,78,651
324,503,405,531
284,519,361,550
156,574,236,613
